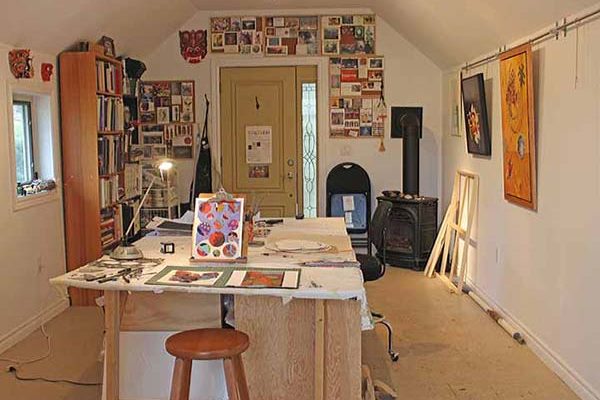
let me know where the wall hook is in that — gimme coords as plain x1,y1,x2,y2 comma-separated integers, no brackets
255,96,260,110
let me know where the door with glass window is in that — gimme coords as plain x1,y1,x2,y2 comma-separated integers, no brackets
220,66,317,217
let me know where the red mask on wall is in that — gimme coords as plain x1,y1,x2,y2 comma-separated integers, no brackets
41,63,53,82
179,30,207,64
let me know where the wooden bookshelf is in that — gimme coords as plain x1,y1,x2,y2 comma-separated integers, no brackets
59,51,125,306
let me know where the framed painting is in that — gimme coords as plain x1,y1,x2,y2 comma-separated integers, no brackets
499,43,537,210
461,73,491,155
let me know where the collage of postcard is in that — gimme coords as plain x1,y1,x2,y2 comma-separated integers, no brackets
210,16,264,54
321,15,376,55
329,56,384,137
264,16,319,56
136,80,196,159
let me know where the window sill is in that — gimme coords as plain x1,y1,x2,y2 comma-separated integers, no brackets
14,189,59,211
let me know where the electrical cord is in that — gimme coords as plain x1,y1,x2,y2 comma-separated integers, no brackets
6,366,101,386
1,325,102,386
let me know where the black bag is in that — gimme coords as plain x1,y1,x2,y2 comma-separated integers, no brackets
190,95,212,207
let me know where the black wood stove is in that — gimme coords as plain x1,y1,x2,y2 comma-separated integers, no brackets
371,110,438,270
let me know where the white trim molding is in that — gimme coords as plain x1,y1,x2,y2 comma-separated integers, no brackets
466,278,600,400
0,298,69,355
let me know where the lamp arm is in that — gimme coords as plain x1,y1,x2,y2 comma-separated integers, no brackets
124,175,156,239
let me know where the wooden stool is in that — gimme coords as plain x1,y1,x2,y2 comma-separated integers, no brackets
165,328,250,400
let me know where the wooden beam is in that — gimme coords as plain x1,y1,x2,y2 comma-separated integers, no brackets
104,290,120,400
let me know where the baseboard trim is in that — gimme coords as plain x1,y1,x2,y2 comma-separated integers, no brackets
0,297,69,355
466,278,599,400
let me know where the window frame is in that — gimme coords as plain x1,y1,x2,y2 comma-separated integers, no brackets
12,98,36,184
6,81,60,211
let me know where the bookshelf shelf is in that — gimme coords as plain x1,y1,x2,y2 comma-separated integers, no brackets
98,130,123,135
97,91,121,97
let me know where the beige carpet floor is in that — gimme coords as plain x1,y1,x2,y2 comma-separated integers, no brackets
0,268,580,400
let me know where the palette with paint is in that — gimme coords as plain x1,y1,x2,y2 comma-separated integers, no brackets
191,196,245,261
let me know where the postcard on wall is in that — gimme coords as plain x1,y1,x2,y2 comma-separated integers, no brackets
210,16,263,54
245,125,272,164
321,14,375,55
264,15,319,56
139,80,195,125
192,196,245,261
225,269,300,289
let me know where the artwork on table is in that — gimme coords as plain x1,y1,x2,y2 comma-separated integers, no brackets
329,56,384,137
210,16,263,54
321,15,375,55
499,44,537,210
145,266,300,289
139,80,195,125
8,49,34,79
461,73,491,155
192,196,245,261
179,29,208,63
41,63,53,82
391,107,423,139
264,16,319,56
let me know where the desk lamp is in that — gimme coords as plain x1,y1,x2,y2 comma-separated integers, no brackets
110,159,174,260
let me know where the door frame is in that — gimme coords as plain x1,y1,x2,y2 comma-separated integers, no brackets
210,57,328,216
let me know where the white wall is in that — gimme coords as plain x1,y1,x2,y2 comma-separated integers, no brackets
442,13,600,400
0,44,68,351
143,8,442,212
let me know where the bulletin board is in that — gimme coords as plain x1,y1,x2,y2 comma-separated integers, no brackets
321,15,376,55
264,16,320,56
210,16,264,54
329,56,385,138
138,80,196,159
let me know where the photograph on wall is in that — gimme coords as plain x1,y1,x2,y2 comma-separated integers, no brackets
329,56,384,137
321,15,375,55
264,16,319,56
192,196,245,261
139,80,195,125
499,44,537,210
210,16,263,54
461,73,491,156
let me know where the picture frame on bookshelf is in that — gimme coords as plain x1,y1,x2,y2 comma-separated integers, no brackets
98,36,116,57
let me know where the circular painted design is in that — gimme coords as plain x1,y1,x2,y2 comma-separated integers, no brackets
223,243,237,258
196,242,211,257
212,249,221,257
517,135,526,159
228,219,239,231
213,219,224,230
227,232,239,243
209,232,225,247
199,202,212,214
197,222,211,237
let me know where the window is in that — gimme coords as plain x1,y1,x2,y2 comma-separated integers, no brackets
301,82,317,218
12,100,35,184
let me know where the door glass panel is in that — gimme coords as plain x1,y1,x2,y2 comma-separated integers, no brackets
301,83,317,218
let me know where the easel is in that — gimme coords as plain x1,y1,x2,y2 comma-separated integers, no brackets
424,170,479,294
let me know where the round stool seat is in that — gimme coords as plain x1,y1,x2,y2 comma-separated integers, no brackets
166,328,249,360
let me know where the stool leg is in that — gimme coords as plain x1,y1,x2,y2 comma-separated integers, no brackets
223,358,240,400
170,358,192,400
233,355,250,400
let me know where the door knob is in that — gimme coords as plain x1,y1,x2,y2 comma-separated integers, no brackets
287,159,295,166
287,172,294,179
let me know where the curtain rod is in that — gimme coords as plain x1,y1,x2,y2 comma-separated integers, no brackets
462,7,600,72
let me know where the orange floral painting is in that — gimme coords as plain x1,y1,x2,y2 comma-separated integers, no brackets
499,44,537,210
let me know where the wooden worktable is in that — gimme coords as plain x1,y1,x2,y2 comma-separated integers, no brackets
50,218,368,400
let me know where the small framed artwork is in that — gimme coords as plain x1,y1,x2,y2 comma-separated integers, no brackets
461,73,491,155
98,36,115,57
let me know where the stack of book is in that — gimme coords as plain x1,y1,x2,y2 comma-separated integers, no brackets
100,207,122,249
99,175,121,208
98,136,125,176
96,60,119,93
97,96,124,132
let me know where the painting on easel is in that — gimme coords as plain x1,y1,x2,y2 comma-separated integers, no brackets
499,43,537,210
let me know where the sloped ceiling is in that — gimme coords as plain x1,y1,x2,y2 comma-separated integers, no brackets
0,0,597,68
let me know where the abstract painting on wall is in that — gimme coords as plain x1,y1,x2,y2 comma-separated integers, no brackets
499,43,537,210
461,73,491,155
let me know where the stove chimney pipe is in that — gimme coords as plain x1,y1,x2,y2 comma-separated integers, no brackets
401,114,421,195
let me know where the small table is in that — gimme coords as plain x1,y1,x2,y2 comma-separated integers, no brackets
51,218,368,400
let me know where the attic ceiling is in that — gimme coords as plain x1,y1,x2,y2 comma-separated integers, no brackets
0,0,597,69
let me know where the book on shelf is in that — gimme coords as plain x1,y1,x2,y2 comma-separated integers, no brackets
99,175,121,209
98,135,125,175
123,162,142,200
100,207,121,248
97,96,124,132
96,60,120,94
